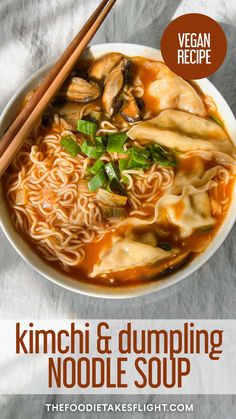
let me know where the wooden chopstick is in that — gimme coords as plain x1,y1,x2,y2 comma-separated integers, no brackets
0,0,117,177
0,0,111,159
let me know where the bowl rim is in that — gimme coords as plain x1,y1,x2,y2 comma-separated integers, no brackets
0,42,236,299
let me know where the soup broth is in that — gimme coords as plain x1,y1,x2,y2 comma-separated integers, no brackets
3,53,236,287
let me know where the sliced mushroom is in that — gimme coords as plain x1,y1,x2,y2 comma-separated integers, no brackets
148,250,191,278
58,77,101,103
121,97,143,122
102,58,131,116
125,250,191,281
43,102,85,130
89,52,123,82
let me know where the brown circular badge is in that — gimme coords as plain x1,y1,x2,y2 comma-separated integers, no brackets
161,13,227,79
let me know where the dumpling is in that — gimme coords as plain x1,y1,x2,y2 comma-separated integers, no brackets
150,110,228,141
173,165,224,193
158,191,216,238
154,158,227,237
145,62,206,116
127,110,234,155
155,161,224,237
90,238,176,277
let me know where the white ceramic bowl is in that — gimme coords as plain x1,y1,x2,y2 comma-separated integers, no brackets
0,43,236,299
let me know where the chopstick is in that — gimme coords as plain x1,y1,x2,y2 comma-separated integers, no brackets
0,0,117,177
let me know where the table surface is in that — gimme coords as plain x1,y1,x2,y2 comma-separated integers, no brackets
0,0,236,418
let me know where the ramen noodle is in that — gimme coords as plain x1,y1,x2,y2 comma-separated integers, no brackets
3,53,236,286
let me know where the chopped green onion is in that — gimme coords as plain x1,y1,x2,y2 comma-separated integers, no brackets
101,206,127,220
96,188,127,207
211,115,223,127
118,158,129,171
110,178,127,196
95,135,108,147
89,111,102,123
121,174,129,184
158,242,173,251
104,162,126,195
128,147,150,162
199,225,214,232
127,147,151,169
127,158,149,170
104,162,119,181
88,169,107,192
106,183,114,193
88,160,105,175
60,135,81,156
107,132,128,153
81,141,104,159
16,189,28,205
148,144,176,167
77,119,97,138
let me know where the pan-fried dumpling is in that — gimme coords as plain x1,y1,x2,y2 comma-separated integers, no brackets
127,111,234,155
158,191,215,238
90,238,177,277
146,62,206,116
